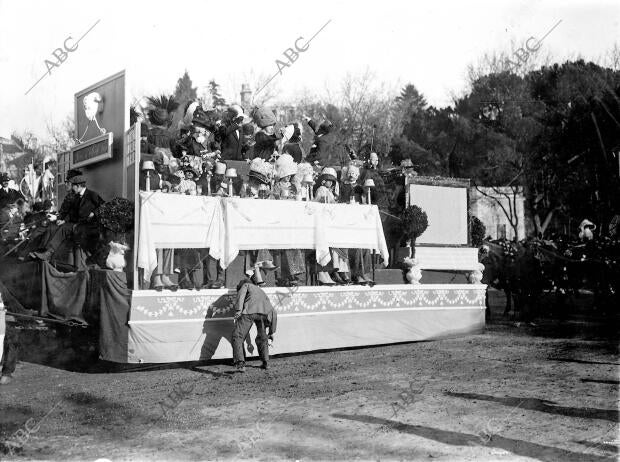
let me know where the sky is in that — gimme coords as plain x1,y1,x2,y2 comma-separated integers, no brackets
0,0,618,141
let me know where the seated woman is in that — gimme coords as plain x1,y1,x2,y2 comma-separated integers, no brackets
340,162,372,285
138,154,180,290
242,158,276,279
175,166,198,196
272,154,306,287
313,167,351,285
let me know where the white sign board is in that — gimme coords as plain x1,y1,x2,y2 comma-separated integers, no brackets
408,184,468,245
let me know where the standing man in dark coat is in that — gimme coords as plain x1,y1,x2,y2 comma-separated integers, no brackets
31,175,104,260
218,105,247,161
304,117,345,166
0,173,23,210
231,276,278,372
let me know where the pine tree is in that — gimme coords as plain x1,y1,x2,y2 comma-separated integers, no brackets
208,80,227,107
174,71,198,107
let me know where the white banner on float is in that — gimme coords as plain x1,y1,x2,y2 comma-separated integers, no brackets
408,184,468,245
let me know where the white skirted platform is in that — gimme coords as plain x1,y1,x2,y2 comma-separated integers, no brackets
137,192,389,282
120,284,486,363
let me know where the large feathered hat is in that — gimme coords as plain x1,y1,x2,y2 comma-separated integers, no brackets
181,101,200,128
275,153,298,180
248,158,274,185
146,95,179,127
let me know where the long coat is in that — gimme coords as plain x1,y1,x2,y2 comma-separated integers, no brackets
69,189,105,224
218,123,244,160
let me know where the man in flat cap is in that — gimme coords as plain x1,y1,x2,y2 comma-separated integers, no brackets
231,274,278,372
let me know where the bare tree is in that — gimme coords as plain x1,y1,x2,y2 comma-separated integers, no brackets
604,42,620,71
46,115,75,153
332,70,400,156
473,184,523,241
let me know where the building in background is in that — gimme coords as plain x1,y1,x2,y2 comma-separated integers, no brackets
0,136,24,174
240,84,252,109
469,186,526,241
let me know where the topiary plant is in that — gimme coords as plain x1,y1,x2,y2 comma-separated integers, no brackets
400,205,429,257
470,215,486,247
95,197,134,243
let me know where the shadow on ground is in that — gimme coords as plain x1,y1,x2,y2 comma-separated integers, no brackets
445,391,619,423
332,413,616,462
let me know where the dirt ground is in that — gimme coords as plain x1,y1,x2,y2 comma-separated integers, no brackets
0,290,618,462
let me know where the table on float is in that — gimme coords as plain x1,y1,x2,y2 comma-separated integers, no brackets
137,192,390,282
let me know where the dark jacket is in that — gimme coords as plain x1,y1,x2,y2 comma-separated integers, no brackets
139,170,162,191
174,131,220,158
359,168,387,209
252,131,279,160
339,182,363,203
58,190,77,221
306,118,344,165
218,123,244,160
139,168,181,192
0,188,24,210
282,142,304,163
235,282,278,334
69,189,104,223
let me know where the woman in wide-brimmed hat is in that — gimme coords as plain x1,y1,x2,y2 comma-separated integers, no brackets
311,167,352,286
271,154,306,287
174,166,198,196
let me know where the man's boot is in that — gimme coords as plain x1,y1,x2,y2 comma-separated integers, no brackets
190,270,203,290
208,279,224,289
330,271,346,285
353,275,369,286
339,272,352,285
178,270,193,290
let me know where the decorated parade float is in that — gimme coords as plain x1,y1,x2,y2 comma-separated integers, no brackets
0,71,486,365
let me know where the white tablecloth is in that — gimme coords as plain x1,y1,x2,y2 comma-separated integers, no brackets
223,198,389,267
137,192,224,281
137,193,389,279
